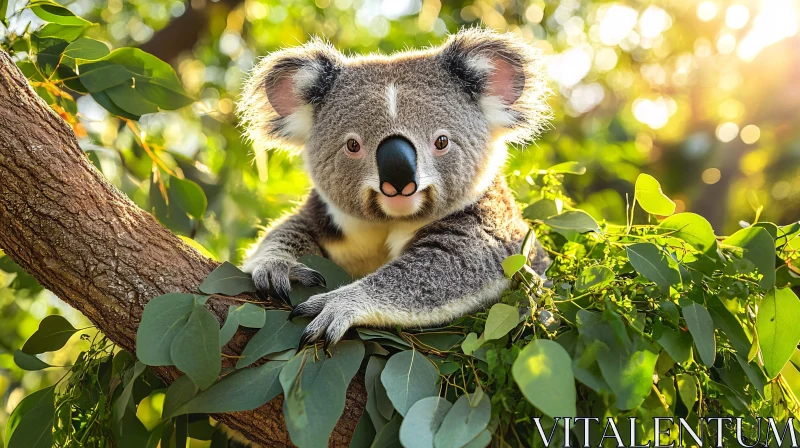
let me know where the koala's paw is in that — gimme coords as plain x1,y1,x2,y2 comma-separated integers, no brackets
291,285,368,349
251,258,325,304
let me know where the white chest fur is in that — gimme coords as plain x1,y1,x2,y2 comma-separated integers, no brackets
322,207,431,278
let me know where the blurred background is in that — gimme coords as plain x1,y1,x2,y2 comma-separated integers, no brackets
1,0,799,442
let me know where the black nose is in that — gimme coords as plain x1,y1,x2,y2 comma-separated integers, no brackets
375,136,418,197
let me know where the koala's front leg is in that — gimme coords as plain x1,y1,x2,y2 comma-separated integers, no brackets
292,221,527,347
241,193,333,303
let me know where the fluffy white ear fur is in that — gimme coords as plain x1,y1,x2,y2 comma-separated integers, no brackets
440,28,552,144
237,40,342,153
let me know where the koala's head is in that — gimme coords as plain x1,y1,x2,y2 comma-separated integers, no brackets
239,29,550,222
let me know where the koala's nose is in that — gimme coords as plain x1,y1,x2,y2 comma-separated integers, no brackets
375,136,418,197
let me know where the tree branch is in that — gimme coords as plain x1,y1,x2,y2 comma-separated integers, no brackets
0,50,365,447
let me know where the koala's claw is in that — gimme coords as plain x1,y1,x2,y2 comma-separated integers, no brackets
251,258,326,304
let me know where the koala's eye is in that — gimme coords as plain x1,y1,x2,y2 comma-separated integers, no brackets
346,139,360,153
434,135,449,150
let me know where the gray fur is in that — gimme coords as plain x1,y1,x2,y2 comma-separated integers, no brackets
238,29,551,346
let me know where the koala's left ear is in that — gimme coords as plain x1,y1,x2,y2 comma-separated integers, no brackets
238,39,344,152
438,28,550,142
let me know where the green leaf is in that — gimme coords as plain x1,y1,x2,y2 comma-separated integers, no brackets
167,362,283,418
162,375,198,420
682,303,716,367
357,329,411,349
114,361,147,423
723,226,776,290
433,391,491,448
575,266,615,292
136,293,205,366
634,174,676,216
63,37,109,60
170,177,207,220
280,341,365,448
544,210,599,234
399,396,452,448
6,386,55,448
79,48,193,109
351,413,377,448
659,213,717,253
547,161,586,175
412,333,464,352
523,199,558,221
105,82,159,116
371,414,403,448
13,350,53,371
365,357,390,432
170,299,221,390
512,339,577,418
461,332,483,356
483,303,520,340
706,294,751,356
676,373,697,412
757,288,800,379
236,310,305,368
596,346,658,410
220,303,266,346
21,314,77,354
626,243,681,293
199,262,257,296
501,254,527,278
381,350,439,416
29,1,92,26
290,255,354,306
38,22,88,41
657,327,693,363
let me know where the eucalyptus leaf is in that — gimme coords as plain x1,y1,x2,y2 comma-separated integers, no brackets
237,310,305,368
512,339,576,418
544,210,599,234
433,391,491,448
167,362,284,418
400,396,452,448
13,350,53,371
365,356,390,432
657,327,693,364
676,373,697,412
626,243,681,293
5,386,55,448
381,350,439,416
170,300,221,390
523,199,558,221
501,254,527,278
170,177,208,220
659,213,716,253
635,174,676,216
279,341,364,448
199,262,257,296
136,293,205,366
723,226,776,290
575,266,614,292
21,314,77,354
547,161,586,175
483,303,520,340
597,346,658,411
682,303,716,367
757,288,800,379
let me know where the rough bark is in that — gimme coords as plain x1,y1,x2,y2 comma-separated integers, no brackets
0,50,365,447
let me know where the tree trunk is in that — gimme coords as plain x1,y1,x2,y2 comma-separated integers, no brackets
0,51,365,447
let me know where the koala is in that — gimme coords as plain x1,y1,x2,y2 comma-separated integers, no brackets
237,28,551,348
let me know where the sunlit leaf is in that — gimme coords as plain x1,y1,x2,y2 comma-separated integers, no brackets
575,265,614,292
544,210,599,234
170,176,208,220
626,243,681,293
682,303,716,367
501,254,527,278
483,303,520,340
634,174,676,216
21,314,77,354
512,339,576,418
757,288,800,379
659,213,716,253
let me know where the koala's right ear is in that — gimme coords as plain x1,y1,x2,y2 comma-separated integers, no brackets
238,40,344,152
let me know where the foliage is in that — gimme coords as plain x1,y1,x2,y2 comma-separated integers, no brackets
8,165,800,447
